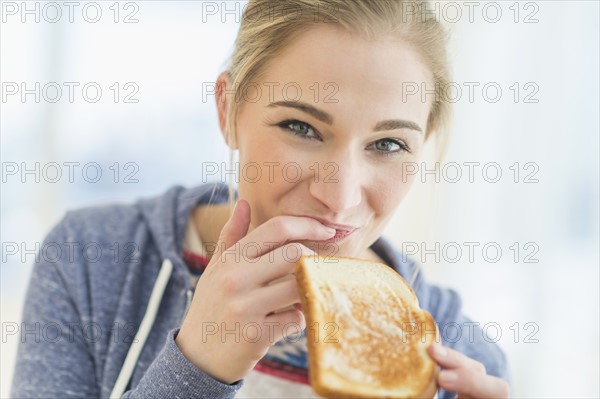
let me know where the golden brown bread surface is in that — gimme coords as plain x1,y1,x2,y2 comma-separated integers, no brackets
295,255,439,399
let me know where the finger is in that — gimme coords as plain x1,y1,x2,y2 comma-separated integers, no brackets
250,243,315,286
439,369,510,399
251,278,300,316
264,308,306,344
428,344,487,374
213,200,251,260
235,215,336,259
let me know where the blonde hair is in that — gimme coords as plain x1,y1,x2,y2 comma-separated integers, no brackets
221,0,452,206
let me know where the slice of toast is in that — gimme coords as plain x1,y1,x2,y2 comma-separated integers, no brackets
295,255,439,399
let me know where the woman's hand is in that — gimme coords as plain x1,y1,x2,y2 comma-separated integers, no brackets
176,200,336,385
428,344,510,399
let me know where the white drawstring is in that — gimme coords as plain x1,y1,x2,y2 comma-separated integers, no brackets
410,262,421,287
110,258,173,398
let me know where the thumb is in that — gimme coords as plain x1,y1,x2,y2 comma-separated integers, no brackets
215,199,251,257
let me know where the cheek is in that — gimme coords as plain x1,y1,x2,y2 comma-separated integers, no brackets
236,138,296,209
237,121,290,167
369,163,419,214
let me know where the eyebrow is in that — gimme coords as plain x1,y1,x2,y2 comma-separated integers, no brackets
267,101,423,133
268,101,333,125
374,119,422,133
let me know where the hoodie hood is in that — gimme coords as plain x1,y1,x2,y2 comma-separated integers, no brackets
136,182,424,292
136,182,234,290
135,182,424,293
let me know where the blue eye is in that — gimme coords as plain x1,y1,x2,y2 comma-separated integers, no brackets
371,139,410,155
278,120,320,140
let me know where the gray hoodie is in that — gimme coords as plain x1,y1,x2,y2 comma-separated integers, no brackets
11,183,510,399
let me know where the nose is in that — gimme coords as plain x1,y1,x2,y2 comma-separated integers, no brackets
308,154,363,213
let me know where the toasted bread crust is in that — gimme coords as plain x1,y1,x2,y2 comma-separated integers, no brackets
295,255,439,399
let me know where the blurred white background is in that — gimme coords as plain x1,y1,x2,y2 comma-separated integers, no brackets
1,1,598,397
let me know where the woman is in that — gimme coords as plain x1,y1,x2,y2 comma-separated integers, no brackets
11,1,511,398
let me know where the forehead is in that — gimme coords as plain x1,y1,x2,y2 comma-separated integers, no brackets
258,25,434,126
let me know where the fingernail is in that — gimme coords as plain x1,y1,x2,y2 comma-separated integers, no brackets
324,227,336,235
440,371,458,383
433,344,447,357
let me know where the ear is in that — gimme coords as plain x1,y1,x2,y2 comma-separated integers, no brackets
215,72,237,149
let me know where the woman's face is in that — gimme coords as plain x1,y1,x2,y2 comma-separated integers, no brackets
219,25,434,258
